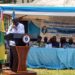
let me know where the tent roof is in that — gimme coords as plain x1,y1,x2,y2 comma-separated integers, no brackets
0,4,75,16
0,4,75,12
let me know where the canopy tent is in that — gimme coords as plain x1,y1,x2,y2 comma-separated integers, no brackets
0,4,75,16
1,4,75,39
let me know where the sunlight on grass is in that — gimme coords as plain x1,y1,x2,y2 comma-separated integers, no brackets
27,68,75,75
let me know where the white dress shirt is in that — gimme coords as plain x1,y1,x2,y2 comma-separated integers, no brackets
6,23,25,34
45,43,52,48
6,23,25,46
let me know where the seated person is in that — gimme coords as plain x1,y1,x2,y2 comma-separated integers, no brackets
60,37,67,48
32,35,44,47
45,38,52,48
67,38,75,48
50,36,59,48
43,37,48,44
37,35,44,47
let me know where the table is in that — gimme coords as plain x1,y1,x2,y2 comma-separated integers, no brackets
27,47,75,69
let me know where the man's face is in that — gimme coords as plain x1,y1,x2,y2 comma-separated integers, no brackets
43,26,47,29
13,20,18,26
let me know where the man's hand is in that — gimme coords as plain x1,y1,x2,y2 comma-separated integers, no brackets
12,25,16,28
12,25,17,31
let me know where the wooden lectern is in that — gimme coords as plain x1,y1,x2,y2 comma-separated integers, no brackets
3,34,36,75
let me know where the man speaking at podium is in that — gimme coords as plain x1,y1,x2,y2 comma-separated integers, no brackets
7,19,25,35
6,18,25,70
6,18,25,46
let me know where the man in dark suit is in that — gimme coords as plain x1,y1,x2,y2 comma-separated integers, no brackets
42,26,47,34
